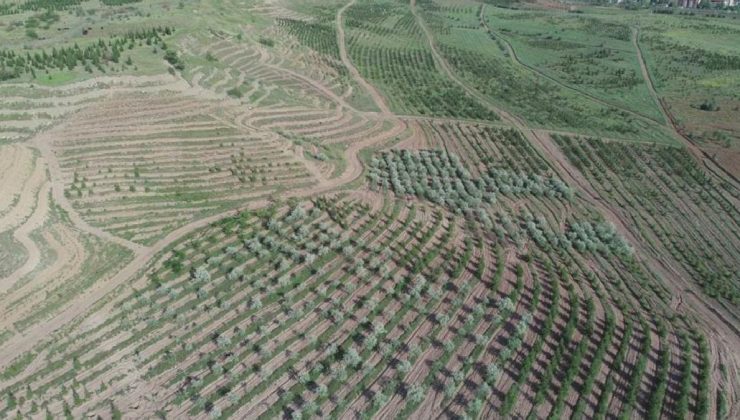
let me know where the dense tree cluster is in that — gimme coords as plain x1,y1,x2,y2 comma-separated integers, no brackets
554,49,641,90
566,221,633,257
0,0,141,15
276,18,340,59
368,150,572,212
163,48,185,71
0,26,174,81
522,211,565,250
0,0,81,15
518,210,633,258
571,17,631,40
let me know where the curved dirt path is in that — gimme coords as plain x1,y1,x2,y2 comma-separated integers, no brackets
0,149,44,233
0,182,50,294
292,144,326,183
478,5,665,127
30,132,146,255
410,0,529,134
205,29,362,114
531,130,740,334
631,28,673,130
299,117,407,194
336,0,393,115
413,0,737,330
414,0,663,150
0,203,256,366
0,146,47,293
529,130,740,414
0,34,403,367
264,61,359,112
0,227,89,342
632,27,740,189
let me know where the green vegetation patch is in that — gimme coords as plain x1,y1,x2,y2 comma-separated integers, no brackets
0,352,36,381
345,1,498,120
0,26,175,81
554,134,740,303
277,18,340,59
0,231,27,278
367,149,572,212
421,4,675,141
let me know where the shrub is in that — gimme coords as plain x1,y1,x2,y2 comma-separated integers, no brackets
226,87,242,98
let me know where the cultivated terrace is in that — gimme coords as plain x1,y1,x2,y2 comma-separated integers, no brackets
0,0,737,419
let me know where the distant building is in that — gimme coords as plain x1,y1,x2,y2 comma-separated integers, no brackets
709,0,737,6
676,0,736,7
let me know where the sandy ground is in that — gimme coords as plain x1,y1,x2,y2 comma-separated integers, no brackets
0,145,48,292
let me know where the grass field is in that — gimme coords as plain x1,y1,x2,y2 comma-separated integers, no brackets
479,6,665,121
421,2,677,142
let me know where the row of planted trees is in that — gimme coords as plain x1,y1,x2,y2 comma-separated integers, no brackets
554,133,740,303
0,185,715,419
345,4,499,120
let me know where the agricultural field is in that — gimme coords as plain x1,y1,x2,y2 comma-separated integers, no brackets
553,134,740,299
413,0,674,142
634,12,740,173
343,0,499,119
0,0,738,419
46,90,316,245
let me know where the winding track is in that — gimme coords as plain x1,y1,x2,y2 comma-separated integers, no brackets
336,0,393,115
632,27,740,190
0,99,405,368
478,5,666,127
32,133,146,254
0,24,410,365
0,182,49,294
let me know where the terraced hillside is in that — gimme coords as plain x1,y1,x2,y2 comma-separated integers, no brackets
0,136,133,360
0,0,738,419
45,91,315,245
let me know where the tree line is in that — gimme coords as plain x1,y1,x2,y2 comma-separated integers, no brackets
0,26,174,81
0,0,141,15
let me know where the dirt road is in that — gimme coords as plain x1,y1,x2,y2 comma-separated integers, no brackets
0,181,49,294
530,130,740,419
336,0,393,115
479,5,665,127
632,27,740,189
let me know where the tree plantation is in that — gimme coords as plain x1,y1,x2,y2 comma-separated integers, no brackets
0,0,737,419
